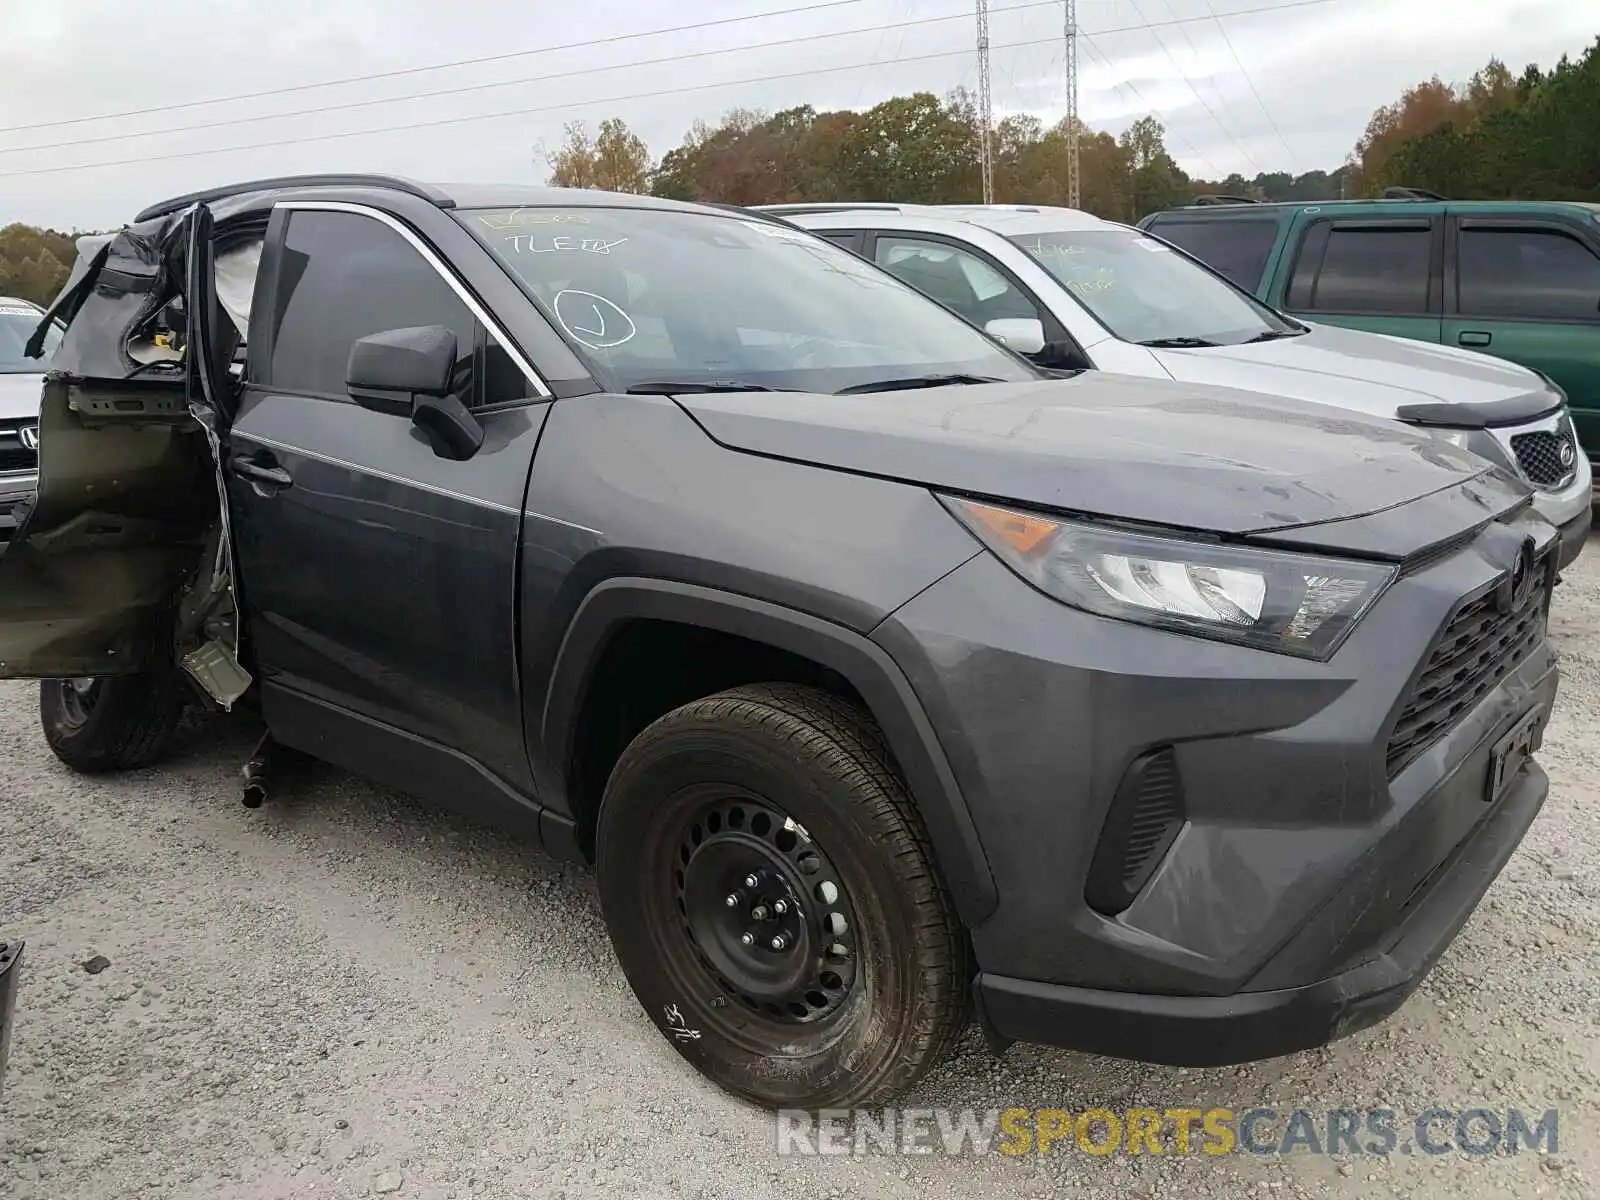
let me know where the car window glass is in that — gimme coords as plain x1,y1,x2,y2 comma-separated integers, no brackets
1304,226,1432,314
459,208,1036,394
1009,229,1294,345
1458,227,1600,321
873,236,1044,328
1142,219,1277,290
264,210,478,401
0,305,59,372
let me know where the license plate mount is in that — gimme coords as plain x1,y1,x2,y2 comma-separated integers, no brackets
1485,705,1544,804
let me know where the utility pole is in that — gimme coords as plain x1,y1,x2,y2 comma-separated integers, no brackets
977,0,994,203
1064,0,1080,207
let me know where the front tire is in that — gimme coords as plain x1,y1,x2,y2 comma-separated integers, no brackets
39,668,190,774
595,683,969,1109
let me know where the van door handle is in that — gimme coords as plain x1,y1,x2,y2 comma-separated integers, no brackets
1458,330,1492,347
228,453,293,491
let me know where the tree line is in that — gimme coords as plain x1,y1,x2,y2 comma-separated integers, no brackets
6,36,1596,309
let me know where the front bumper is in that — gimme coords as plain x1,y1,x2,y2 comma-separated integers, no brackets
0,939,22,1095
874,504,1559,1063
0,470,36,546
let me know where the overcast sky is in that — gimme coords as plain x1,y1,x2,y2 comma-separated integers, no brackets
1,0,1593,229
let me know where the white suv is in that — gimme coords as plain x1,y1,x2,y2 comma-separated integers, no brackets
0,296,61,543
765,203,1592,567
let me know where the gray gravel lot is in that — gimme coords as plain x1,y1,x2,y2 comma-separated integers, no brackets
3,537,1599,1200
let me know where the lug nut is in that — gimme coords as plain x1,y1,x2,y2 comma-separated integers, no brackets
740,932,755,946
725,893,739,907
751,905,769,921
743,873,759,888
770,934,789,951
772,899,789,916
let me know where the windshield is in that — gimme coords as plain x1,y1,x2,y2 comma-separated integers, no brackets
0,303,60,373
1008,229,1298,346
462,207,1039,393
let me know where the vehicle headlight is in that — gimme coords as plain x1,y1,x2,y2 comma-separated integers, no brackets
1433,429,1475,451
943,497,1396,660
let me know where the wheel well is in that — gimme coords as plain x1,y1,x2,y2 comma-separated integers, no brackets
567,619,866,856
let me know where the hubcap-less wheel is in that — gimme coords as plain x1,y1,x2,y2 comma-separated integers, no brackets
674,794,858,1026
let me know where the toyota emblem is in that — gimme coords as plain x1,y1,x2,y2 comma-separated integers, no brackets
17,424,38,452
1559,438,1576,468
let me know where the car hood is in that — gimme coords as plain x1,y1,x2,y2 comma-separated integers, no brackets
1147,322,1557,419
676,374,1501,536
0,374,42,422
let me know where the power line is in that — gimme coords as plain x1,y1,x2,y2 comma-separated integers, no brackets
1200,0,1300,172
0,34,1058,179
1078,33,1223,179
1124,0,1262,175
0,0,1340,150
0,0,866,136
0,0,1342,179
2,7,1004,158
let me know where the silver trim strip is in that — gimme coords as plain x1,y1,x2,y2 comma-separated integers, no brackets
274,200,552,399
231,430,523,516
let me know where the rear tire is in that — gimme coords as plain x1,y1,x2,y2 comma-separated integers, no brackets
39,668,190,774
595,683,970,1109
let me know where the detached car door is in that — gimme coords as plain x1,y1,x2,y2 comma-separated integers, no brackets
230,201,550,793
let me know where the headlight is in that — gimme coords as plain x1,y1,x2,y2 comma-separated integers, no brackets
1433,429,1475,451
943,497,1396,660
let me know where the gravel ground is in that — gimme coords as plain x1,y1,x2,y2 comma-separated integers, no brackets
3,537,1599,1200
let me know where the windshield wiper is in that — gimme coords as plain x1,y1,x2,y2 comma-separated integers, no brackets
835,373,1005,394
625,380,791,394
1240,328,1308,343
1135,336,1222,348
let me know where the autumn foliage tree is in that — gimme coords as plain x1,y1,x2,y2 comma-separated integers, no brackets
0,224,80,307
543,118,652,193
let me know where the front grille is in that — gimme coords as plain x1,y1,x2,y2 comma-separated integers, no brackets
1085,747,1187,915
0,421,37,474
1385,555,1552,776
1509,428,1576,489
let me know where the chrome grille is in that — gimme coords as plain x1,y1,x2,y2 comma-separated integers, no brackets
1385,555,1552,777
0,420,37,475
1509,428,1576,489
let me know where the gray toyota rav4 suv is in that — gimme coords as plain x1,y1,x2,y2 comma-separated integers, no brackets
0,176,1559,1110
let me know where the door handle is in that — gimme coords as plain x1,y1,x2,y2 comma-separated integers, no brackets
1458,330,1492,347
228,453,293,490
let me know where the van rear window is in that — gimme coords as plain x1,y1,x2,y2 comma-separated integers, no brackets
1144,218,1278,291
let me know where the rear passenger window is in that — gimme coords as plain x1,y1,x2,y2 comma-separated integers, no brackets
1458,227,1600,321
1144,219,1277,290
1290,224,1433,314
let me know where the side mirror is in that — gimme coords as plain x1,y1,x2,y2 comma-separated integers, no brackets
346,325,484,461
984,317,1047,356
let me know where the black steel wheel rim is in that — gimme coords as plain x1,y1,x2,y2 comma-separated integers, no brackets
57,678,101,728
668,792,859,1029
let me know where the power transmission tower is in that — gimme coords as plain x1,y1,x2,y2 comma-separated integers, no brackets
977,0,994,203
1064,0,1080,207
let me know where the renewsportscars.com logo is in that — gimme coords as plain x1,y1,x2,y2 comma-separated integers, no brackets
775,1107,1560,1158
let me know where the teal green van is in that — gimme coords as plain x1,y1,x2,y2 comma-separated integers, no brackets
1138,195,1600,490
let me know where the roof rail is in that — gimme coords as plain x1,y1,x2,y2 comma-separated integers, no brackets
754,202,904,215
135,174,454,223
1190,194,1261,206
704,203,810,231
1382,186,1447,201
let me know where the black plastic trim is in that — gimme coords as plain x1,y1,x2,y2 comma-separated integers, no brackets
1395,393,1565,429
1084,747,1186,915
0,939,21,1097
541,577,999,927
976,760,1547,1065
136,174,454,222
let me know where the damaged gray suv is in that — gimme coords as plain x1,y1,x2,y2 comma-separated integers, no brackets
0,176,1560,1109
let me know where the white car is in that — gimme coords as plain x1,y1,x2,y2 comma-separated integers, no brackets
765,203,1593,568
0,296,62,543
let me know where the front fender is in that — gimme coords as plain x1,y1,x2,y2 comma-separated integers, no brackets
539,577,998,928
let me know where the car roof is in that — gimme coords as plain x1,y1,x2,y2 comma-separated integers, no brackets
134,173,769,224
1147,196,1600,220
0,296,42,310
763,202,1120,235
